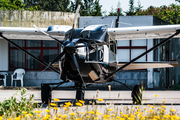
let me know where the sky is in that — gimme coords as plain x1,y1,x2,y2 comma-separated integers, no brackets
99,0,177,14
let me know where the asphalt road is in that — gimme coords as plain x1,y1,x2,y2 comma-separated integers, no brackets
0,89,180,113
0,89,180,104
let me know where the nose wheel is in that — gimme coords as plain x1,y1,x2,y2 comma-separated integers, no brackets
41,84,51,104
75,83,85,101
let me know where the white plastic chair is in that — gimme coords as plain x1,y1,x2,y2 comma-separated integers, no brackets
0,72,8,87
11,68,25,87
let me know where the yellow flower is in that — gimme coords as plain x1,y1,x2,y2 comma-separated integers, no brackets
90,111,94,114
131,109,134,111
0,117,2,120
120,112,123,114
137,109,141,112
151,106,154,109
50,103,57,107
87,115,90,118
135,112,139,115
65,101,72,106
163,100,166,102
70,112,75,116
54,98,60,101
79,112,84,114
135,106,139,109
79,100,85,103
96,112,102,116
161,106,166,109
62,115,68,118
64,105,70,107
22,111,27,114
37,114,41,117
28,114,33,117
150,109,154,113
108,108,113,111
45,109,50,112
34,110,42,114
130,114,135,118
171,109,176,112
55,118,60,120
15,117,20,120
8,118,13,120
144,107,147,110
75,102,82,106
97,98,103,101
104,115,110,118
111,114,115,117
155,95,158,97
54,107,59,110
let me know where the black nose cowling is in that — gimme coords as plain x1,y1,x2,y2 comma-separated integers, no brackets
63,40,77,54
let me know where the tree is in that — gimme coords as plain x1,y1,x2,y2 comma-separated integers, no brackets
90,0,102,16
108,1,123,16
125,0,136,16
0,0,25,10
70,0,102,16
136,4,180,24
24,0,70,12
135,0,143,15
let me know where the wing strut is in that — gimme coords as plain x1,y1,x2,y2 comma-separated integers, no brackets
0,33,60,74
105,30,180,79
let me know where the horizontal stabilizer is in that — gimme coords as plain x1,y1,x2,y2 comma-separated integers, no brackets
117,61,178,70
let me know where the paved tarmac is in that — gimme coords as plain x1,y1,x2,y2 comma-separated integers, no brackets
0,89,180,105
0,89,180,113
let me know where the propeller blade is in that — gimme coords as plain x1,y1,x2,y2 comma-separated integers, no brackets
71,54,86,88
70,5,81,41
33,25,64,44
73,5,81,26
75,42,113,48
37,51,65,76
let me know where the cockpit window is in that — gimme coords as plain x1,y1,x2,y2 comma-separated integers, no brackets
65,29,83,39
80,28,107,42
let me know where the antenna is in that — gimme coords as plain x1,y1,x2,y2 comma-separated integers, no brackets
115,8,120,28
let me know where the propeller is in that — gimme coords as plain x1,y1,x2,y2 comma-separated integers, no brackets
71,54,86,88
33,25,64,44
37,51,65,76
34,5,86,88
70,5,81,41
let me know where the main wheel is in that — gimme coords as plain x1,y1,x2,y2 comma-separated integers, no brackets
76,89,85,101
132,85,143,105
41,84,51,104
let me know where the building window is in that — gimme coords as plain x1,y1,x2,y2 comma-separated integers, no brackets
117,39,147,62
9,40,59,70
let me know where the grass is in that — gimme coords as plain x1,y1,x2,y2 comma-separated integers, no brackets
0,88,179,120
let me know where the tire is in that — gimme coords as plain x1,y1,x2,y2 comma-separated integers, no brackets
132,85,143,105
76,89,85,101
41,84,51,104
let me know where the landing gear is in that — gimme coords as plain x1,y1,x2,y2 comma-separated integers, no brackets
76,89,85,101
41,84,51,104
132,85,143,105
75,83,85,101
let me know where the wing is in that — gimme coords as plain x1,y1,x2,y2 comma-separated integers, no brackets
117,61,178,70
107,24,180,40
0,25,72,40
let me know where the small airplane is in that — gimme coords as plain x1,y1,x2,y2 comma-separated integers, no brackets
1,5,180,104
